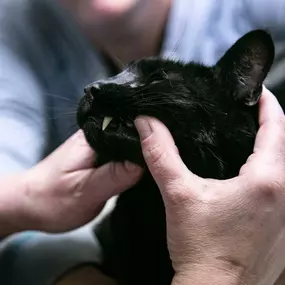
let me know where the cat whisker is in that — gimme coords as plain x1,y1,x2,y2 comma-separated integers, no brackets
47,109,77,115
43,92,79,104
47,113,77,120
44,107,78,115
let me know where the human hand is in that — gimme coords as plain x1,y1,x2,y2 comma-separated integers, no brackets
22,130,142,233
135,87,285,285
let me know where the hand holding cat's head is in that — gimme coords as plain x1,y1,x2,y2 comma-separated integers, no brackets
134,88,285,285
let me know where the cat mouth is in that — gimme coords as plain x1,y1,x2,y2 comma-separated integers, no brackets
81,115,142,166
100,116,134,131
83,115,135,133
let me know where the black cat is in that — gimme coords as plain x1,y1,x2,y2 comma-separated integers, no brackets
77,30,275,285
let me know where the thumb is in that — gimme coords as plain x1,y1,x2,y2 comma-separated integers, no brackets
243,87,285,173
135,116,191,191
85,161,143,203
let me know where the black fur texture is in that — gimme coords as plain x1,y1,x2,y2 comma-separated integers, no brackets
77,30,275,285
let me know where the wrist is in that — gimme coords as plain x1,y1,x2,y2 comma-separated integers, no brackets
171,264,247,285
0,172,36,236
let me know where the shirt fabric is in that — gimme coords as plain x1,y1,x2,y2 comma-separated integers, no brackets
0,0,284,284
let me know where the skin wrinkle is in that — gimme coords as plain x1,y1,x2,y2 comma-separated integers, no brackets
108,162,132,189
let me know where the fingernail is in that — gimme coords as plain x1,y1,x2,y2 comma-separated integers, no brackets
135,117,152,140
125,161,141,172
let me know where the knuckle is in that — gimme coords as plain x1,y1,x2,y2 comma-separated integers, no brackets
163,185,190,208
109,163,125,186
109,162,140,188
163,177,197,207
248,171,284,201
143,140,166,167
257,180,278,198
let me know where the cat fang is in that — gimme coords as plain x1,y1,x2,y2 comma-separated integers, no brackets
102,116,113,131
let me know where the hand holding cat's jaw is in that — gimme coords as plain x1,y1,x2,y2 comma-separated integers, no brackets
20,130,142,233
135,88,285,285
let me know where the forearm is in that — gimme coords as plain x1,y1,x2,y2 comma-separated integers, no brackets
0,173,33,237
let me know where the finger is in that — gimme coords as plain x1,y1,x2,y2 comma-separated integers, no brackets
253,121,284,160
86,160,143,202
47,130,97,173
65,130,97,171
135,116,200,192
253,88,285,159
242,88,285,174
258,86,284,126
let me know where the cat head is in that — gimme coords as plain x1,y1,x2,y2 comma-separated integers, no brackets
77,30,274,178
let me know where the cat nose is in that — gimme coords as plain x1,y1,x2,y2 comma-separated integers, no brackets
84,84,100,95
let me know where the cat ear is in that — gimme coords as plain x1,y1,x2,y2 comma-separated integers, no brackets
216,30,275,106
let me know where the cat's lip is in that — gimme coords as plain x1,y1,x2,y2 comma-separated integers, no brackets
102,116,113,131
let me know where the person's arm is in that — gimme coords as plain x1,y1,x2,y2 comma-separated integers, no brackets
0,1,47,174
0,2,48,235
0,173,31,237
0,47,46,236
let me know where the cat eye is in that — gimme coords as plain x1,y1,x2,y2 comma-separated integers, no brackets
147,70,165,82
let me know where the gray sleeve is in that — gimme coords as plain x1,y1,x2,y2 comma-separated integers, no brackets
0,1,47,174
0,46,47,174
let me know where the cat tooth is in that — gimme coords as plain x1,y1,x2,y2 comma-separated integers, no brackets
102,116,113,131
